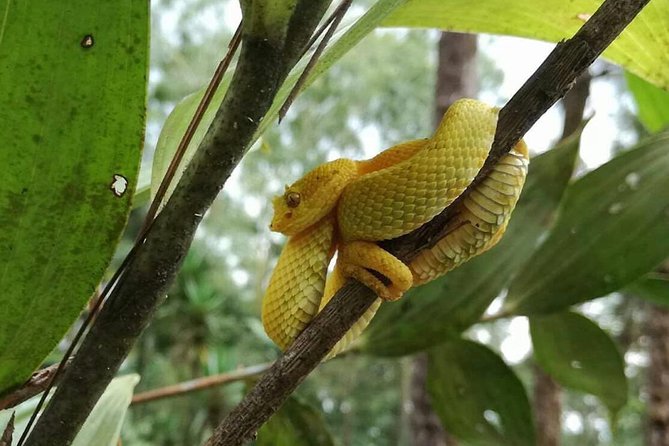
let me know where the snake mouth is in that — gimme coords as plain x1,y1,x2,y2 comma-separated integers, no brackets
270,213,292,231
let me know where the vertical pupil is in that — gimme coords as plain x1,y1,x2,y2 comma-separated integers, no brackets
286,192,300,207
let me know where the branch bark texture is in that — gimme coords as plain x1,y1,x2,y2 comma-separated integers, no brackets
646,263,669,446
23,1,332,445
0,361,70,411
205,1,650,445
647,303,669,446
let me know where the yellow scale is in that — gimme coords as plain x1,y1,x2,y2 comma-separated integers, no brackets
262,99,529,357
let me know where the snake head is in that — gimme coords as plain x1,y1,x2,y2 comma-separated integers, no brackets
270,158,358,236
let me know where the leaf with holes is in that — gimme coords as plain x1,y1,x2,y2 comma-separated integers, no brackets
360,131,580,356
503,131,669,315
531,312,627,416
0,1,148,394
428,340,535,446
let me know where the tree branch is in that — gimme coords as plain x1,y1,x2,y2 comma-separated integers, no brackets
0,361,71,411
130,363,272,406
204,1,650,445
22,1,333,445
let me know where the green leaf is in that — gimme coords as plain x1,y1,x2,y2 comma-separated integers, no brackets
151,83,229,205
72,374,140,446
360,132,580,356
530,312,627,416
0,374,139,446
383,0,669,90
0,2,148,394
626,71,669,133
427,340,535,446
626,273,669,307
504,131,669,315
257,396,335,446
152,0,409,198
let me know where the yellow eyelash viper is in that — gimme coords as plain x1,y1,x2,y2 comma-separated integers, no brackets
262,98,529,357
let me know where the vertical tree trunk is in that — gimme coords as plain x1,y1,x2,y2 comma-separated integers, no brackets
432,33,478,127
646,264,669,446
532,71,591,446
410,354,458,446
533,366,562,446
408,32,477,446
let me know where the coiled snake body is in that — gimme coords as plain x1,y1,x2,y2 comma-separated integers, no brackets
262,99,529,356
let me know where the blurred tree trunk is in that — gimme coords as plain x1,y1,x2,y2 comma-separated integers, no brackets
408,32,477,446
646,264,669,446
410,354,459,446
432,33,477,127
533,366,561,446
533,70,591,446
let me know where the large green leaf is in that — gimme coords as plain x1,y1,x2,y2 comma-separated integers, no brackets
530,312,627,416
626,72,669,133
383,0,669,90
0,2,148,394
504,131,669,315
257,396,335,446
0,374,139,446
626,273,669,307
360,133,580,356
427,340,535,446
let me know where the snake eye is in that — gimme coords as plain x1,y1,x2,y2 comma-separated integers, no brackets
285,191,301,208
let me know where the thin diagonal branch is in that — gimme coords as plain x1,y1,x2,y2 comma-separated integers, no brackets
130,363,272,406
0,360,71,411
204,1,651,445
279,0,352,121
142,22,243,232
